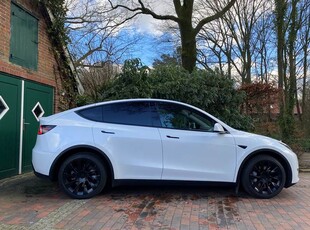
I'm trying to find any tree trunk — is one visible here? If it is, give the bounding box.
[245,39,252,84]
[179,26,197,73]
[275,0,285,90]
[176,0,196,73]
[275,0,288,140]
[302,14,310,115]
[227,52,232,79]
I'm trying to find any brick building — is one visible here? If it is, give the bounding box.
[0,0,81,179]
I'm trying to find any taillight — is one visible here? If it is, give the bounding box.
[38,125,56,135]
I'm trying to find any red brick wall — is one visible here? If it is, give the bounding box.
[0,0,64,112]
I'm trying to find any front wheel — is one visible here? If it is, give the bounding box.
[241,155,286,199]
[58,153,107,199]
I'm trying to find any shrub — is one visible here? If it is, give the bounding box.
[98,59,252,130]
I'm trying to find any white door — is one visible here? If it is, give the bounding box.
[156,102,237,182]
[92,101,163,180]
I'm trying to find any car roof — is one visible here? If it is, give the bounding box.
[77,98,187,110]
[100,98,182,104]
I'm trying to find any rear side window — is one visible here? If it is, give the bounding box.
[102,101,152,126]
[77,106,103,122]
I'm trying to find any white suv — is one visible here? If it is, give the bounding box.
[32,99,299,199]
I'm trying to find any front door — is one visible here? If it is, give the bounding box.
[156,101,237,182]
[159,129,237,182]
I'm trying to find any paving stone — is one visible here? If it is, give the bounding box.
[1,173,310,229]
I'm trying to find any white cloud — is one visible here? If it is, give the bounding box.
[131,15,165,36]
[65,0,177,36]
[118,0,176,36]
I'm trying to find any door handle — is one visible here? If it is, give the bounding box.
[166,135,179,139]
[101,130,115,134]
[23,119,30,131]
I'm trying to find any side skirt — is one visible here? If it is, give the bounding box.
[112,179,236,189]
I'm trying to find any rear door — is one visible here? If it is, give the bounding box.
[90,101,163,180]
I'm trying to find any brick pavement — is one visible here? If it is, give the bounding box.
[0,172,310,230]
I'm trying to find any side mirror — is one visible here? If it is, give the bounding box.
[213,123,226,134]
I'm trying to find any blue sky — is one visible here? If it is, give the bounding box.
[66,0,178,67]
[119,31,176,66]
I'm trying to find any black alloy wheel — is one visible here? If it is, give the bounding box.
[58,153,107,199]
[242,155,286,199]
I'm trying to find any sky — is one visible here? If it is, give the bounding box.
[108,4,178,66]
[65,0,178,67]
[119,29,176,66]
[125,8,176,65]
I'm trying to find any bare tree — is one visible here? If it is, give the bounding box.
[274,0,309,139]
[225,0,267,83]
[197,19,234,76]
[65,0,138,68]
[78,61,121,101]
[107,0,237,73]
[252,4,276,83]
[197,0,271,83]
[297,0,310,120]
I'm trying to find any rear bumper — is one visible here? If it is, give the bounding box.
[32,148,56,177]
[32,165,50,180]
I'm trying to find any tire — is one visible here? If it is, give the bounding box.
[58,153,107,199]
[241,155,286,199]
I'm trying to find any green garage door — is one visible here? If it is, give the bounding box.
[0,74,21,179]
[23,81,53,171]
[0,73,54,179]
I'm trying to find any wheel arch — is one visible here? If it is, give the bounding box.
[236,149,293,188]
[49,145,114,184]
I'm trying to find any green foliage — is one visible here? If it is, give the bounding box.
[38,0,77,110]
[153,54,179,68]
[101,59,152,100]
[40,0,69,45]
[152,47,182,68]
[76,94,92,107]
[301,140,310,152]
[279,109,295,142]
[99,59,252,130]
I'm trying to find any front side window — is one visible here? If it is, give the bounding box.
[156,102,215,131]
[10,3,38,70]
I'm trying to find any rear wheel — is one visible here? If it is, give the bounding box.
[241,155,286,199]
[58,153,107,199]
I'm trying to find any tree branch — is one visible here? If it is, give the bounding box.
[108,0,180,23]
[194,0,237,35]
